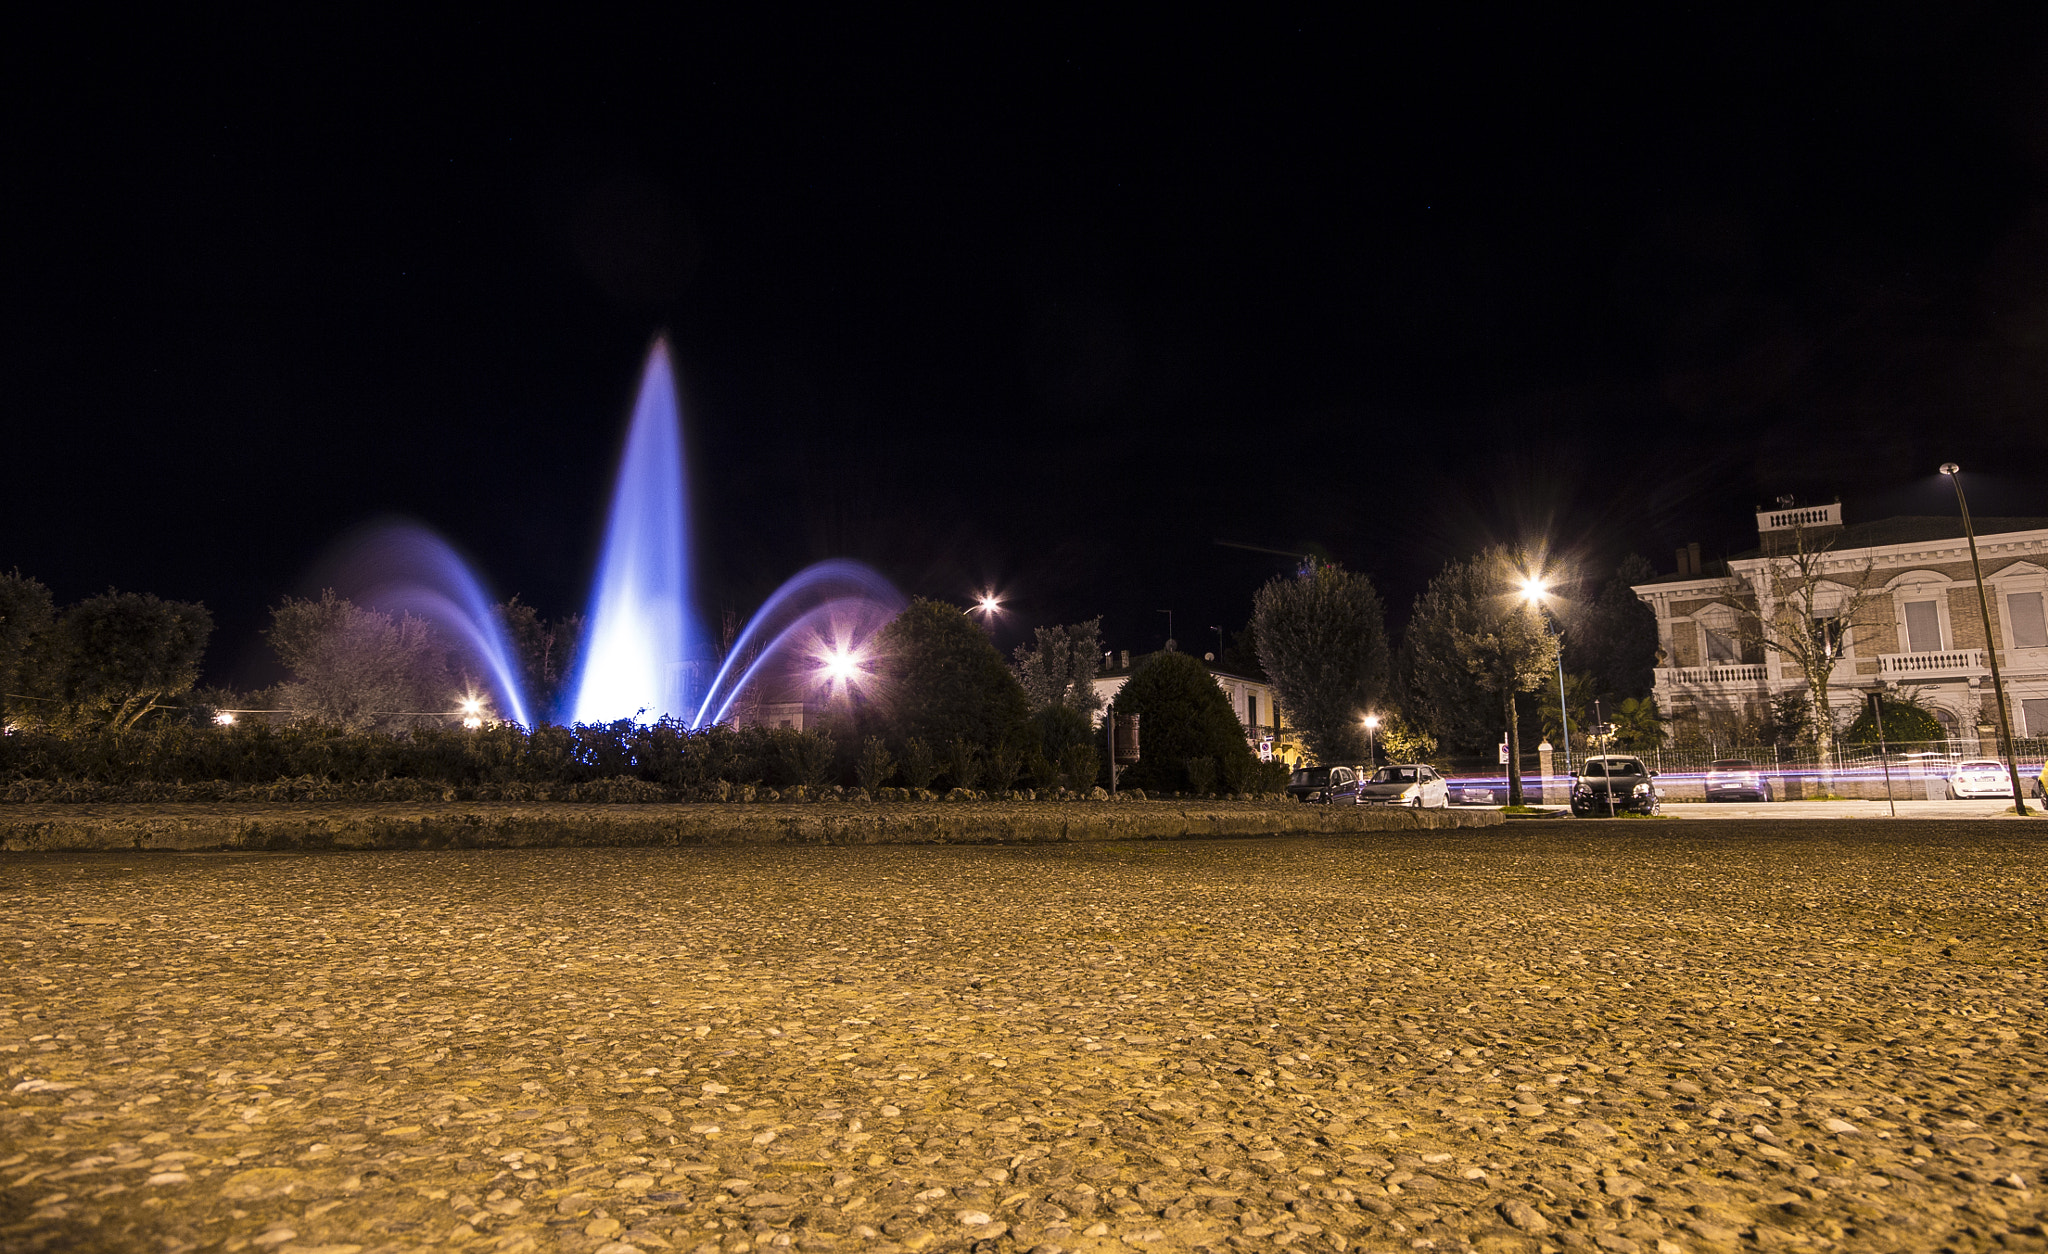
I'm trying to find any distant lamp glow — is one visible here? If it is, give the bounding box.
[1519,574,1550,602]
[214,711,236,726]
[458,693,487,730]
[1363,715,1380,729]
[974,592,1002,616]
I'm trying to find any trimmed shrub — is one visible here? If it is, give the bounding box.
[1107,650,1260,794]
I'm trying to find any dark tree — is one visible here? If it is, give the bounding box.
[1404,559,1501,752]
[1011,617,1104,713]
[497,597,584,721]
[871,598,1032,754]
[53,589,214,729]
[1250,562,1392,764]
[1403,549,1560,803]
[0,570,57,725]
[1562,555,1661,699]
[1108,650,1259,793]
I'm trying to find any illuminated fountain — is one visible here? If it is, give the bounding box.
[332,338,902,726]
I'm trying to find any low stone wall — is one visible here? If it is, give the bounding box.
[0,800,1502,853]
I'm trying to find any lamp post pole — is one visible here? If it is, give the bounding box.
[1940,463,2030,815]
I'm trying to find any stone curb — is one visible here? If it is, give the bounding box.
[0,800,1503,852]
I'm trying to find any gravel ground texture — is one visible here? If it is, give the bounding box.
[3,819,2045,1254]
[0,801,1496,854]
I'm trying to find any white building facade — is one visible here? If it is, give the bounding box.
[1632,503,2048,747]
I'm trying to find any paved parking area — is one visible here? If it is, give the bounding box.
[3,821,2045,1254]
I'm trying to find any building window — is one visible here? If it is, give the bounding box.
[2024,698,2048,737]
[1702,626,1737,663]
[1903,599,1943,653]
[1246,692,1258,729]
[2008,591,2048,650]
[1814,614,1847,658]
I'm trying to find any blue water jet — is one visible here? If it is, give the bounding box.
[336,522,534,726]
[322,338,902,729]
[570,342,698,724]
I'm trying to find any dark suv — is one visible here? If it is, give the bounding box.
[1570,755,1662,816]
[1288,764,1363,804]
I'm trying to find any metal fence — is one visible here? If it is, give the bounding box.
[1429,738,2048,804]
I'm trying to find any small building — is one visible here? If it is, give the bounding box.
[1090,648,1298,762]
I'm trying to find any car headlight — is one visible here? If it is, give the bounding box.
[1575,783,1591,794]
[1399,785,1417,800]
[1634,783,1650,795]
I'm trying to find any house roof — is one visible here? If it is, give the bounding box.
[1635,516,2048,586]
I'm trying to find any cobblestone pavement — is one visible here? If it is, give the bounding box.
[3,820,2045,1254]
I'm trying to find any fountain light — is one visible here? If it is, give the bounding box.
[458,694,486,730]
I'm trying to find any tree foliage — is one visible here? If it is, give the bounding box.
[0,570,57,725]
[1250,562,1391,764]
[1403,553,1516,752]
[871,598,1032,753]
[497,597,583,721]
[1562,554,1661,699]
[50,590,213,729]
[1011,617,1104,713]
[269,591,455,732]
[1108,650,1258,792]
[1843,696,1944,746]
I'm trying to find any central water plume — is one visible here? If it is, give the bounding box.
[570,342,699,724]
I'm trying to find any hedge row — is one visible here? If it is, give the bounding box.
[0,718,1292,801]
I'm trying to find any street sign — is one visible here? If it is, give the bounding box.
[1498,741,1508,764]
[1590,723,1615,738]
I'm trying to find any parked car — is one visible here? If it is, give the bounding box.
[1949,760,2017,800]
[1356,764,1449,808]
[1570,755,1662,817]
[1704,758,1773,802]
[1288,764,1364,804]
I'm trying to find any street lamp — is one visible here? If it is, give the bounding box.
[1939,464,2030,814]
[1363,714,1380,767]
[1521,573,1571,769]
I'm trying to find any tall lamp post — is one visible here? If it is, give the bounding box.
[1364,714,1380,768]
[1939,463,2030,815]
[1520,576,1571,769]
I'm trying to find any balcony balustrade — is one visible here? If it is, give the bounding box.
[1877,649,1987,678]
[1657,663,1768,687]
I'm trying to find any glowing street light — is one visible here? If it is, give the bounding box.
[214,711,236,726]
[1521,568,1571,769]
[458,694,486,730]
[1939,463,2029,814]
[1363,714,1380,766]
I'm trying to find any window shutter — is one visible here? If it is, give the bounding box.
[2006,592,2048,650]
[1904,600,1942,653]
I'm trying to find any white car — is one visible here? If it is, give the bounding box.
[1949,760,2016,799]
[1355,764,1449,808]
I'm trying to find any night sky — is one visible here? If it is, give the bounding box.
[10,10,2048,688]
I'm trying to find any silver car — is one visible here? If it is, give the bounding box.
[1356,764,1449,808]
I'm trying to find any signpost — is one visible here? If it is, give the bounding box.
[1869,691,1896,817]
